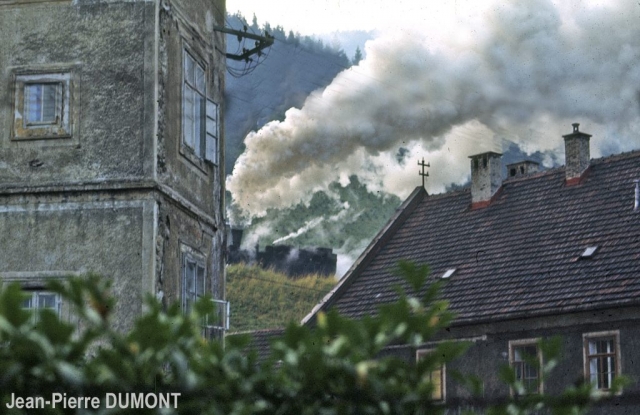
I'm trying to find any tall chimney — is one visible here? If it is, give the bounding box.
[469,151,502,208]
[563,123,591,184]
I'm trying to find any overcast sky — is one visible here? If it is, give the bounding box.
[226,0,610,37]
[227,0,493,37]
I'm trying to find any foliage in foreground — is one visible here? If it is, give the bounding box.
[0,262,623,414]
[226,263,336,332]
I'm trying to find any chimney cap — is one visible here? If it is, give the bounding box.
[468,151,503,159]
[563,122,592,138]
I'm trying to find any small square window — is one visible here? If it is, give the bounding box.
[584,331,620,391]
[13,72,72,140]
[25,83,62,124]
[509,340,542,395]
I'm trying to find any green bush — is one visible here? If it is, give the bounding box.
[0,262,620,414]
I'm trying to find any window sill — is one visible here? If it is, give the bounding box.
[179,146,212,176]
[11,133,72,141]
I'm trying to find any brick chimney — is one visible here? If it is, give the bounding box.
[563,123,591,185]
[469,151,502,208]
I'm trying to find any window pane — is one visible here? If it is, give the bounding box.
[195,65,205,93]
[184,260,197,313]
[206,133,218,163]
[194,93,204,157]
[430,367,443,400]
[587,337,617,390]
[25,83,61,124]
[512,345,539,394]
[22,295,34,310]
[185,53,195,85]
[26,84,43,123]
[186,262,196,294]
[38,293,58,310]
[42,84,60,122]
[197,265,205,297]
[206,117,217,137]
[183,86,195,149]
[513,348,521,361]
[206,100,217,120]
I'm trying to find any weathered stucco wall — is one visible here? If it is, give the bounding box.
[0,1,156,185]
[157,0,225,222]
[0,0,227,336]
[0,191,156,331]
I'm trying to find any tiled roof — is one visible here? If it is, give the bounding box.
[306,150,640,326]
[227,328,285,361]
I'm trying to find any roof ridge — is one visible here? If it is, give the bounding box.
[425,187,470,200]
[590,148,640,165]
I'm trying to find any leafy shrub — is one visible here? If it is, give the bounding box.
[0,262,619,414]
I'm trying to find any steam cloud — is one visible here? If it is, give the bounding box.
[228,0,640,218]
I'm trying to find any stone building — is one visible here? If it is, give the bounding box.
[0,0,228,337]
[303,124,640,413]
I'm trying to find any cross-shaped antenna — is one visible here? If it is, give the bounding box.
[418,158,430,188]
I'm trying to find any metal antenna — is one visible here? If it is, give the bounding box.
[418,158,430,188]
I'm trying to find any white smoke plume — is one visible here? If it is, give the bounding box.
[272,217,324,245]
[228,0,640,218]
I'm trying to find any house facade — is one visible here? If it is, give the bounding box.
[0,0,227,336]
[303,124,640,413]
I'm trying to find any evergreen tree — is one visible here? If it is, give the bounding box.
[352,46,363,65]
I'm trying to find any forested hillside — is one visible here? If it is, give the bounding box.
[224,13,352,176]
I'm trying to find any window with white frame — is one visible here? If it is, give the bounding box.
[416,349,445,402]
[584,331,620,391]
[13,72,72,140]
[182,50,219,165]
[509,340,542,395]
[22,290,61,319]
[205,299,230,337]
[182,252,206,314]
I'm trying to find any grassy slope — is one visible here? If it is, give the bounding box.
[226,263,337,332]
